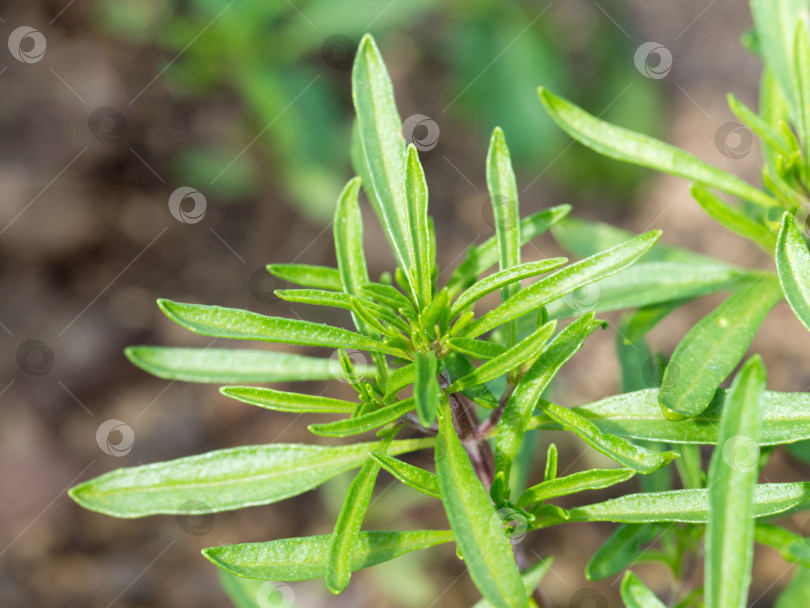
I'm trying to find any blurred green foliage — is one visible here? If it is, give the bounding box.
[93,0,662,221]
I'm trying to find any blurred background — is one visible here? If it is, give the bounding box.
[2,0,809,606]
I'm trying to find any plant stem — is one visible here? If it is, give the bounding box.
[476,379,515,439]
[440,372,495,490]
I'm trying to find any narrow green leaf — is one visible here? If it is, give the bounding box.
[620,571,667,608]
[435,402,528,608]
[308,398,415,437]
[544,444,558,482]
[266,263,342,291]
[486,127,521,347]
[413,352,439,427]
[776,212,810,333]
[156,299,408,359]
[706,355,766,608]
[445,337,507,360]
[471,558,554,608]
[334,177,369,295]
[326,448,386,594]
[538,88,775,208]
[447,320,557,393]
[384,363,415,404]
[658,277,781,420]
[450,258,567,318]
[220,386,356,414]
[204,529,454,581]
[274,290,409,335]
[562,482,810,524]
[727,93,790,156]
[551,215,727,267]
[529,387,810,446]
[370,451,441,498]
[405,145,432,308]
[360,283,417,320]
[586,523,661,581]
[545,261,746,319]
[443,351,500,410]
[495,313,602,479]
[755,523,810,567]
[333,176,384,362]
[751,0,809,119]
[68,438,431,517]
[691,185,777,252]
[448,205,572,294]
[275,288,355,310]
[538,402,678,474]
[517,468,636,508]
[125,346,357,384]
[467,232,660,338]
[352,35,411,278]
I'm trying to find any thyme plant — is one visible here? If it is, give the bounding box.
[70,5,810,605]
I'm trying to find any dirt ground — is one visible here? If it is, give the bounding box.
[2,1,809,607]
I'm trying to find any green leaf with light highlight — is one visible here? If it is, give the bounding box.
[435,402,528,608]
[706,355,765,608]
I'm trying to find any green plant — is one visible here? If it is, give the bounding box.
[70,15,810,608]
[92,0,661,220]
